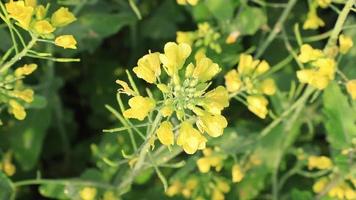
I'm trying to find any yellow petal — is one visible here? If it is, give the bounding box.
[202,86,229,115]
[339,34,353,54]
[55,35,77,49]
[15,63,37,77]
[246,95,268,119]
[133,52,161,83]
[197,113,227,137]
[196,157,211,173]
[232,164,244,183]
[33,20,55,35]
[224,70,242,93]
[116,80,137,96]
[156,121,174,146]
[51,7,76,27]
[159,42,191,76]
[308,156,333,170]
[79,187,97,200]
[123,96,155,121]
[5,1,34,29]
[303,11,325,30]
[346,80,356,100]
[298,44,324,63]
[192,57,220,82]
[260,78,277,96]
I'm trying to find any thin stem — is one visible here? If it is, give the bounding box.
[13,178,115,189]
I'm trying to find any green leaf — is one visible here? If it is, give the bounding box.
[205,0,234,21]
[234,6,266,35]
[0,172,13,200]
[323,83,356,150]
[290,189,313,200]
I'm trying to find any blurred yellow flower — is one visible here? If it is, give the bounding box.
[166,181,182,197]
[339,34,353,54]
[15,63,37,77]
[25,0,36,7]
[224,70,242,93]
[202,86,229,115]
[79,187,97,200]
[313,177,328,193]
[247,95,268,119]
[303,11,325,30]
[5,0,34,29]
[123,96,155,121]
[238,54,259,75]
[177,122,206,154]
[308,156,333,170]
[192,57,221,82]
[176,31,195,46]
[12,89,34,103]
[298,44,324,63]
[55,35,77,49]
[159,42,191,76]
[9,100,26,120]
[346,80,356,100]
[260,78,276,96]
[51,7,76,27]
[35,5,46,20]
[156,121,174,146]
[255,60,270,76]
[316,0,331,8]
[232,164,244,183]
[197,113,227,137]
[133,52,161,83]
[33,20,55,34]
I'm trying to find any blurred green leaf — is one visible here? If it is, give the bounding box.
[205,0,234,21]
[234,6,266,35]
[290,189,313,200]
[0,172,13,200]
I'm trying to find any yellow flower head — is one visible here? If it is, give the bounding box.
[35,5,46,20]
[156,121,174,146]
[176,31,195,46]
[260,78,276,96]
[226,31,240,44]
[33,20,55,35]
[196,157,212,173]
[247,95,268,119]
[177,121,207,154]
[177,0,199,6]
[238,54,259,75]
[232,164,244,183]
[308,155,333,170]
[313,177,328,193]
[55,35,77,49]
[313,58,336,80]
[316,0,331,8]
[196,112,227,137]
[15,63,37,77]
[123,96,155,121]
[159,42,191,76]
[298,44,324,63]
[201,86,229,115]
[224,70,242,93]
[254,60,270,76]
[133,52,161,83]
[303,11,325,30]
[166,181,182,197]
[79,187,97,200]
[339,34,354,54]
[216,179,230,193]
[1,152,16,176]
[51,7,76,27]
[9,100,26,120]
[25,0,36,7]
[12,89,34,103]
[192,57,221,82]
[346,80,356,100]
[212,189,225,200]
[5,0,34,29]
[196,148,223,173]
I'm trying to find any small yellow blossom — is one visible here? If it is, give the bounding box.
[55,35,77,49]
[298,44,324,63]
[159,42,191,76]
[316,0,331,8]
[339,34,354,54]
[35,5,46,20]
[79,187,97,200]
[212,189,225,200]
[254,60,270,76]
[247,95,268,119]
[5,1,34,29]
[192,57,221,82]
[51,7,76,27]
[344,187,356,200]
[196,148,223,173]
[15,63,37,77]
[133,53,161,83]
[232,164,244,183]
[177,122,206,154]
[313,177,328,193]
[9,100,26,120]
[346,80,356,100]
[177,0,199,6]
[123,96,155,121]
[238,54,259,75]
[226,31,240,44]
[313,58,336,80]
[166,181,182,197]
[33,20,55,35]
[328,185,344,199]
[196,157,211,173]
[216,179,230,193]
[116,80,137,96]
[260,78,276,96]
[24,0,36,7]
[201,86,229,115]
[176,31,195,46]
[308,156,333,170]
[160,105,174,117]
[1,153,16,176]
[12,89,34,103]
[156,121,174,146]
[196,113,227,137]
[224,70,242,92]
[303,11,325,30]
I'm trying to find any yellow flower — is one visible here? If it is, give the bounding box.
[159,42,191,76]
[35,5,46,20]
[192,57,220,82]
[238,54,259,75]
[224,70,242,92]
[5,0,34,29]
[103,191,118,200]
[344,187,356,200]
[303,11,325,30]
[177,0,199,6]
[24,0,36,7]
[226,31,240,44]
[166,181,182,197]
[12,89,34,103]
[313,58,336,80]
[51,7,76,27]
[55,35,77,49]
[79,187,97,200]
[160,105,174,117]
[123,96,155,121]
[202,86,229,115]
[196,157,211,173]
[328,185,344,199]
[308,156,333,170]
[298,44,324,63]
[246,95,268,119]
[9,100,26,120]
[33,20,55,35]
[212,188,225,200]
[232,164,244,183]
[216,179,230,193]
[133,53,161,83]
[196,113,227,137]
[2,161,16,176]
[313,177,328,193]
[116,80,137,96]
[254,60,270,76]
[176,31,194,46]
[177,121,206,154]
[346,80,356,100]
[260,78,276,96]
[339,34,354,54]
[14,63,37,77]
[316,0,331,8]
[156,121,174,146]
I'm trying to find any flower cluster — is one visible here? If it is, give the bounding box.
[296,44,336,90]
[225,54,277,119]
[303,0,331,30]
[117,42,229,154]
[196,148,225,173]
[307,155,333,170]
[166,176,231,200]
[5,0,77,49]
[177,22,222,54]
[313,177,355,200]
[0,64,37,120]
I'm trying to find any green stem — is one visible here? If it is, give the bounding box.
[13,178,114,189]
[255,0,298,58]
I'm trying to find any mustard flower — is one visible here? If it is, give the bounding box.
[123,96,155,121]
[55,35,77,49]
[166,181,182,197]
[5,0,34,30]
[232,164,244,183]
[177,121,207,154]
[196,112,227,137]
[33,20,55,35]
[346,80,356,100]
[9,100,26,120]
[133,52,161,83]
[196,148,224,173]
[192,57,221,83]
[79,187,97,200]
[224,70,242,92]
[298,44,324,63]
[51,7,76,27]
[159,42,191,76]
[176,31,195,46]
[247,95,269,119]
[339,34,354,54]
[308,156,333,170]
[303,10,325,30]
[156,121,174,146]
[14,63,37,77]
[316,0,331,8]
[260,78,276,96]
[11,89,34,103]
[201,86,229,115]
